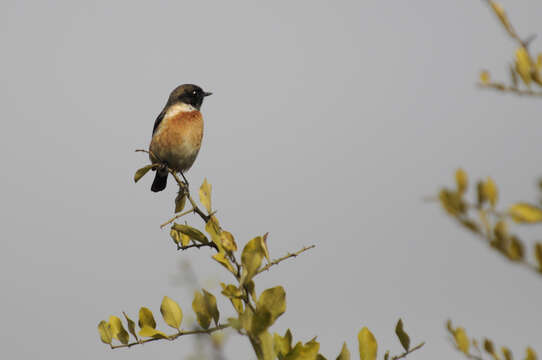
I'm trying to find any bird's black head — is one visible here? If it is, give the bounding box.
[167,84,212,110]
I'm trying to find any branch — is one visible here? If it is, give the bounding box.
[177,242,218,251]
[478,82,542,97]
[256,245,315,275]
[110,324,229,349]
[391,342,425,360]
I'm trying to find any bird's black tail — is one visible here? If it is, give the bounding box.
[151,171,168,192]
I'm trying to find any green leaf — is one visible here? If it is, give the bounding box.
[134,164,155,183]
[160,296,183,330]
[109,315,129,345]
[336,342,351,360]
[395,319,410,351]
[122,312,138,343]
[138,307,156,329]
[509,203,542,223]
[98,320,113,345]
[172,223,208,243]
[220,230,238,253]
[199,178,212,213]
[358,327,377,360]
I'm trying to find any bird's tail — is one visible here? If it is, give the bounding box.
[151,170,168,192]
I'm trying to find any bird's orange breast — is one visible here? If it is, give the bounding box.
[149,109,204,171]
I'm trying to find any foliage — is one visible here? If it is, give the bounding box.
[447,320,538,360]
[436,168,542,276]
[478,1,542,97]
[96,155,425,359]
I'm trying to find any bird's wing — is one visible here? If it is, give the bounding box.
[152,109,166,135]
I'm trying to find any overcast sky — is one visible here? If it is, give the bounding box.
[2,1,542,359]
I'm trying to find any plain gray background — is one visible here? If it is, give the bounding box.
[1,0,541,359]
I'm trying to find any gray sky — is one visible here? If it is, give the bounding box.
[1,0,542,359]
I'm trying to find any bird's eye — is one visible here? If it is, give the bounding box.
[192,90,197,95]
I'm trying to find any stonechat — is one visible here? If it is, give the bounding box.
[149,84,212,192]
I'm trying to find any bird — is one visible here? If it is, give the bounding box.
[148,84,212,192]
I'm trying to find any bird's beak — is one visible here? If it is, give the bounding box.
[204,92,213,97]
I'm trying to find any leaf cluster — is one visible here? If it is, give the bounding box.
[478,1,542,97]
[437,169,542,275]
[447,320,538,360]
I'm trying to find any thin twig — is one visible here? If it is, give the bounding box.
[256,245,315,275]
[478,83,542,97]
[161,208,197,229]
[178,242,218,251]
[391,342,425,360]
[110,324,229,349]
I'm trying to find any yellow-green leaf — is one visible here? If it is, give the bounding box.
[358,327,377,360]
[454,327,469,355]
[122,312,138,343]
[439,189,466,216]
[212,253,236,274]
[285,339,320,360]
[257,286,286,325]
[170,229,181,245]
[109,315,129,345]
[160,296,183,330]
[509,203,542,223]
[192,289,219,329]
[134,164,155,183]
[516,47,533,86]
[502,347,513,360]
[138,307,156,329]
[220,231,238,253]
[274,330,293,358]
[455,168,468,194]
[199,178,212,213]
[241,236,265,284]
[175,191,187,213]
[205,216,224,251]
[395,319,410,352]
[337,342,351,360]
[483,338,495,355]
[98,320,113,345]
[483,177,498,208]
[172,223,208,243]
[526,347,537,360]
[259,331,276,360]
[138,326,168,339]
[203,289,220,326]
[507,235,524,261]
[480,70,491,85]
[220,283,244,314]
[535,243,542,272]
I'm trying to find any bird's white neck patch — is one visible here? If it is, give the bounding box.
[166,103,197,118]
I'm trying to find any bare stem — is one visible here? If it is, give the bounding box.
[391,342,425,360]
[110,324,229,349]
[256,245,315,275]
[478,83,542,97]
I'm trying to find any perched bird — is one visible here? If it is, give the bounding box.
[149,84,212,192]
